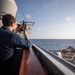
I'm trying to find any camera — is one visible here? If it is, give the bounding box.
[17,24,24,32]
[16,21,26,33]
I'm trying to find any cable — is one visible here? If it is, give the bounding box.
[16,0,27,21]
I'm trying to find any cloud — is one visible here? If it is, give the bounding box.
[25,14,31,18]
[37,28,40,31]
[66,17,72,22]
[65,16,75,26]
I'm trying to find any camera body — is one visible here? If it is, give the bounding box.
[16,21,25,33]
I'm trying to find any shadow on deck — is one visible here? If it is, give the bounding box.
[12,48,46,75]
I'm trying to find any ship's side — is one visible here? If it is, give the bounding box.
[32,44,75,75]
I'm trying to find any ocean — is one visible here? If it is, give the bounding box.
[30,39,75,51]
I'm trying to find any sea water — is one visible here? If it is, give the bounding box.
[30,39,75,51]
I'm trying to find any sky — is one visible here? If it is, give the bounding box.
[15,0,75,39]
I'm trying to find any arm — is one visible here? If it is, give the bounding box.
[12,34,30,49]
[12,24,30,49]
[23,24,29,40]
[13,23,30,49]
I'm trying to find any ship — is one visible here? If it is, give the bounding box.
[55,46,75,65]
[0,0,75,75]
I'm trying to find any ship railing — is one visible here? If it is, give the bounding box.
[64,53,75,61]
[32,44,75,75]
[72,54,75,60]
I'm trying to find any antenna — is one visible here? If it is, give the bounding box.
[16,0,26,21]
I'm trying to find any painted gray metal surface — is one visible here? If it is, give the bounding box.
[0,0,17,18]
[32,44,75,75]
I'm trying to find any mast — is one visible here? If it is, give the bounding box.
[0,0,18,27]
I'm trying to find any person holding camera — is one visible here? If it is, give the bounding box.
[0,14,30,75]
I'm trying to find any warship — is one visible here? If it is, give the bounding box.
[0,0,75,75]
[55,46,75,65]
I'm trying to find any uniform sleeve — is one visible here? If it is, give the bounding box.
[11,34,30,49]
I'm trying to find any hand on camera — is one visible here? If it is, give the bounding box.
[23,24,29,35]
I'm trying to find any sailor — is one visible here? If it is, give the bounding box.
[0,14,30,75]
